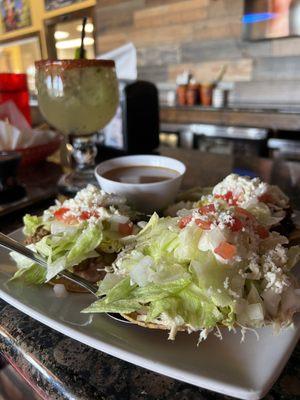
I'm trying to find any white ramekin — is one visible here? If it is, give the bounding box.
[95,155,186,213]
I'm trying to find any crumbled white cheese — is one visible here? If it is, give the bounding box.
[262,244,291,294]
[212,174,289,210]
[207,286,213,296]
[217,211,234,230]
[228,288,240,299]
[223,277,230,289]
[238,269,247,279]
[46,184,131,227]
[213,174,267,204]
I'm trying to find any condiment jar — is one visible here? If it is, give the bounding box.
[200,83,214,107]
[186,83,200,106]
[176,84,188,106]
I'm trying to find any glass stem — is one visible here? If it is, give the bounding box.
[71,134,97,171]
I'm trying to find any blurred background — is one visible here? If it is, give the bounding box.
[2,0,300,162]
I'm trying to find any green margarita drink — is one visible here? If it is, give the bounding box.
[35,60,119,136]
[35,59,119,193]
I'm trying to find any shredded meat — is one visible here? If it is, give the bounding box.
[73,253,116,283]
[25,227,50,245]
[271,207,295,237]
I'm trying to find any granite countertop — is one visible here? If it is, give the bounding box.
[0,148,300,400]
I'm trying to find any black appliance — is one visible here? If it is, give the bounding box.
[97,80,160,160]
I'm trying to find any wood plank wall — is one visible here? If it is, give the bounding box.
[94,0,300,109]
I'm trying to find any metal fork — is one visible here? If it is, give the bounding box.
[0,232,130,323]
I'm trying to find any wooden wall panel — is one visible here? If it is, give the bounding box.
[94,0,300,106]
[130,23,194,47]
[95,0,144,33]
[97,23,194,53]
[137,44,180,66]
[134,0,208,29]
[253,56,300,81]
[272,37,300,57]
[138,65,168,82]
[168,59,253,83]
[145,0,191,6]
[230,81,300,108]
[96,31,129,53]
[239,40,272,58]
[192,16,242,40]
[207,0,243,17]
[181,39,243,63]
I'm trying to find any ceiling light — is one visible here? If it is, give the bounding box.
[54,31,70,40]
[76,23,94,33]
[55,37,94,49]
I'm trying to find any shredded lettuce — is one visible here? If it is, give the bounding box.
[82,208,300,340]
[83,277,192,315]
[247,203,282,227]
[10,262,46,285]
[97,273,125,296]
[98,230,123,253]
[11,223,103,282]
[11,185,138,284]
[10,180,300,342]
[10,248,46,284]
[287,246,300,270]
[174,225,203,262]
[23,214,44,236]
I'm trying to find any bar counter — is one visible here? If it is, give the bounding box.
[0,148,300,400]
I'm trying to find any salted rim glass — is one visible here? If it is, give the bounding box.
[35,59,119,194]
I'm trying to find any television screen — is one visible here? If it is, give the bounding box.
[243,0,300,40]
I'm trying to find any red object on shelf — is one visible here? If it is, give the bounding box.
[0,73,31,125]
[200,84,214,107]
[15,132,63,166]
[176,84,188,106]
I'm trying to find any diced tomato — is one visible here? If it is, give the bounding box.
[54,207,78,224]
[199,204,215,214]
[195,219,212,230]
[214,241,236,260]
[80,211,90,220]
[214,193,227,202]
[258,193,273,204]
[255,225,269,239]
[54,207,100,224]
[229,217,244,232]
[79,211,99,220]
[54,207,70,221]
[235,207,255,221]
[214,191,238,206]
[225,191,234,202]
[118,222,133,236]
[178,215,193,229]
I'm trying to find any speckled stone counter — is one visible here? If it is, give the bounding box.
[0,150,300,400]
[0,299,300,400]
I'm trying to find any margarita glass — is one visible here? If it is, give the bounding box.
[35,59,119,193]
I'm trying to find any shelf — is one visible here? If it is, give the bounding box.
[160,106,300,132]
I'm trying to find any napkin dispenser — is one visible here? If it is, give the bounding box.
[100,80,159,156]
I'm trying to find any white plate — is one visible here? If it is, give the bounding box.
[0,228,299,400]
